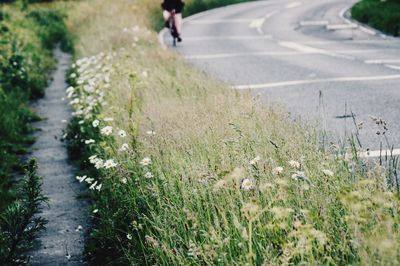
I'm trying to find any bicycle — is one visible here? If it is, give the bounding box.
[167,10,179,47]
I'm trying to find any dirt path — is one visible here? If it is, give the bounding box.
[27,48,88,265]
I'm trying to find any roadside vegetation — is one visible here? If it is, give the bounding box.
[64,0,400,265]
[352,0,400,36]
[0,1,70,263]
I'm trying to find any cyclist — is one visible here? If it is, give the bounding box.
[162,0,185,42]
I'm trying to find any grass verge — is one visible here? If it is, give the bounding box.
[0,1,71,263]
[64,0,400,264]
[352,0,400,36]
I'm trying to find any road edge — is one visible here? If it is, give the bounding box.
[339,6,397,40]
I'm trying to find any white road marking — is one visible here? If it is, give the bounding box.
[187,19,252,24]
[185,51,303,60]
[300,20,329,26]
[286,2,302,9]
[365,59,400,64]
[358,149,400,158]
[359,26,377,36]
[326,24,358,30]
[249,10,278,35]
[183,35,273,41]
[386,65,400,70]
[185,49,386,60]
[279,41,354,60]
[234,74,400,90]
[279,41,324,53]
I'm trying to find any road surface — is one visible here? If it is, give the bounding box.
[163,0,400,152]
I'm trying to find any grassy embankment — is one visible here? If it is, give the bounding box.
[352,0,400,36]
[64,0,400,265]
[0,1,71,264]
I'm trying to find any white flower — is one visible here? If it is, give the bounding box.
[76,175,87,182]
[127,233,132,240]
[119,143,129,152]
[89,155,98,163]
[288,160,301,169]
[92,120,100,128]
[94,159,104,169]
[146,130,156,136]
[70,73,77,79]
[322,169,334,177]
[118,130,127,138]
[249,156,261,165]
[85,178,95,184]
[85,139,95,144]
[78,120,85,125]
[121,178,127,184]
[140,157,151,166]
[104,159,118,169]
[241,178,254,191]
[272,167,284,175]
[92,209,99,213]
[66,86,74,94]
[101,126,113,136]
[89,181,98,190]
[144,172,153,179]
[95,183,102,191]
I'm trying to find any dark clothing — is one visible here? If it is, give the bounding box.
[162,0,184,13]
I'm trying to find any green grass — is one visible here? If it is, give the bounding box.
[352,0,400,36]
[64,0,400,265]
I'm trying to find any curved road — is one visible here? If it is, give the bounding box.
[163,0,400,152]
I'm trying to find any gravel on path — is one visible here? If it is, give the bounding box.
[27,47,89,265]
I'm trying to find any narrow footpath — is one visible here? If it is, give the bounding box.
[27,48,88,265]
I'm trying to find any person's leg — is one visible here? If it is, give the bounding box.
[163,10,171,27]
[174,13,183,35]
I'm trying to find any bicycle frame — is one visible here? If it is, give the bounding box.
[168,10,178,46]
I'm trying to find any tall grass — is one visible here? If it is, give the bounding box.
[65,0,400,264]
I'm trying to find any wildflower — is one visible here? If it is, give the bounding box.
[85,178,95,184]
[79,120,85,125]
[89,155,98,162]
[249,156,261,165]
[95,183,102,191]
[101,126,113,136]
[118,130,127,138]
[104,159,118,169]
[119,143,129,152]
[288,160,301,169]
[89,181,98,190]
[146,130,156,136]
[121,178,127,184]
[92,209,99,213]
[140,157,152,166]
[144,172,153,179]
[322,169,334,177]
[85,139,95,144]
[94,159,104,169]
[272,166,284,175]
[241,178,254,191]
[127,233,132,240]
[70,73,77,79]
[76,175,87,182]
[92,119,100,127]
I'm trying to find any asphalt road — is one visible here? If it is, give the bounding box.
[163,0,400,152]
